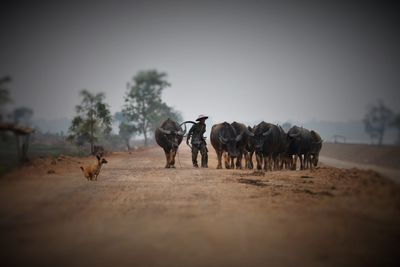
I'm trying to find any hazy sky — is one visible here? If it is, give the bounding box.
[1,0,399,125]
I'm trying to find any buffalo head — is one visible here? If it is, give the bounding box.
[158,127,185,150]
[253,127,273,154]
[218,133,239,158]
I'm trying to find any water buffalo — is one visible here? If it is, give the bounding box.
[276,125,289,170]
[287,126,312,170]
[210,122,242,169]
[279,126,293,170]
[155,118,185,168]
[253,122,287,171]
[245,126,255,169]
[230,122,254,169]
[308,130,322,168]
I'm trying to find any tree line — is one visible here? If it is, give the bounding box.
[1,71,400,157]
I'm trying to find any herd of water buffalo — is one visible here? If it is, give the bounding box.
[155,118,323,170]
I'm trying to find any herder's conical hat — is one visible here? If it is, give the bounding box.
[196,114,208,121]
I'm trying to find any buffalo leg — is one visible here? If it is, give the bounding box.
[245,151,253,169]
[235,154,240,169]
[216,150,223,169]
[224,153,231,169]
[230,157,235,169]
[269,155,273,171]
[279,154,284,170]
[264,155,271,171]
[248,151,254,169]
[307,153,313,170]
[244,151,250,169]
[164,150,171,168]
[287,155,293,170]
[299,154,304,170]
[292,155,297,170]
[305,153,309,169]
[170,150,176,168]
[263,155,268,171]
[244,152,249,169]
[304,153,310,169]
[256,154,263,170]
[200,145,208,168]
[288,155,293,170]
[273,155,278,170]
[236,152,243,169]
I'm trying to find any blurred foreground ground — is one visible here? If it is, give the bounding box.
[0,144,399,266]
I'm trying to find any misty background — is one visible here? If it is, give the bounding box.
[1,0,399,143]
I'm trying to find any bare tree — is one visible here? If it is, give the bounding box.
[0,75,12,121]
[363,100,393,145]
[13,107,33,126]
[390,113,400,145]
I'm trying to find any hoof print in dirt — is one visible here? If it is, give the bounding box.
[293,188,333,197]
[238,178,267,187]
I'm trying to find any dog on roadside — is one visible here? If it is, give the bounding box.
[80,155,108,181]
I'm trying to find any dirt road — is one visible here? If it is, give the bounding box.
[1,145,400,267]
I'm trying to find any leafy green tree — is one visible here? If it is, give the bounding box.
[123,70,177,146]
[148,102,183,132]
[114,111,137,150]
[363,100,393,145]
[68,90,112,154]
[118,122,137,150]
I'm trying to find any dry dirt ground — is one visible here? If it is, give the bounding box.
[1,145,400,267]
[321,143,400,170]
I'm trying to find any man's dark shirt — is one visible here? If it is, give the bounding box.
[187,123,206,147]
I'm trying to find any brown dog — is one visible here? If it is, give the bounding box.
[80,155,108,181]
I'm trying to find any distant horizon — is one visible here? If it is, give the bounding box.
[29,116,398,145]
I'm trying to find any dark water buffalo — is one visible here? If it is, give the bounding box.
[253,122,287,171]
[210,122,242,169]
[245,126,255,169]
[230,122,254,169]
[287,126,312,170]
[280,126,294,170]
[155,118,185,168]
[276,125,289,170]
[308,130,323,168]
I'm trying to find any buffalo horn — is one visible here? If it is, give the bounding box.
[244,127,254,137]
[219,133,228,144]
[235,132,244,142]
[158,127,171,134]
[262,128,273,136]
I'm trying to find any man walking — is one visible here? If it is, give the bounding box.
[187,115,208,168]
